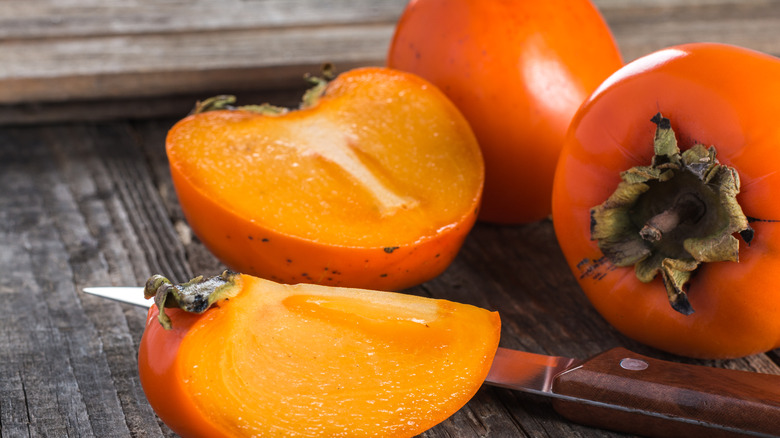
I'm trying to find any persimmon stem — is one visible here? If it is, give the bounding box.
[590,113,751,315]
[640,193,706,242]
[144,270,241,329]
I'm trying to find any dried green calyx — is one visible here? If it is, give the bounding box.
[300,62,336,108]
[190,63,337,116]
[144,270,241,329]
[190,95,289,116]
[590,113,753,315]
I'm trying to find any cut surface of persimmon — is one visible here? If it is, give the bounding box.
[166,67,484,290]
[138,271,501,438]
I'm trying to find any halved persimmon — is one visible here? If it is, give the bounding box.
[166,67,484,290]
[138,271,501,437]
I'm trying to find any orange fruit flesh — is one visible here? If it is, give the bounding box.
[176,275,500,437]
[166,69,483,247]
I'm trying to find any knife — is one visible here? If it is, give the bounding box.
[84,286,780,437]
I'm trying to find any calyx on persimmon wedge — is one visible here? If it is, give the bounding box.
[166,67,484,290]
[138,271,501,438]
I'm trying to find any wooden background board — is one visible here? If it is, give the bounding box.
[1,1,780,437]
[0,0,407,106]
[3,0,780,123]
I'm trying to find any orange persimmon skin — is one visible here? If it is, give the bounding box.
[138,308,228,437]
[138,274,501,437]
[552,43,780,359]
[167,67,483,290]
[387,0,622,224]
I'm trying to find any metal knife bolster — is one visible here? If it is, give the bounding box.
[487,347,780,438]
[485,347,582,396]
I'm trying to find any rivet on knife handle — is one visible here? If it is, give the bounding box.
[551,347,780,438]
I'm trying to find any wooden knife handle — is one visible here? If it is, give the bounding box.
[550,348,780,437]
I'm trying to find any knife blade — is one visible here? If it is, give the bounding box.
[83,286,149,307]
[83,286,780,437]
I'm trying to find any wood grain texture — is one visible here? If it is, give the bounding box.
[3,0,780,118]
[3,117,777,437]
[0,0,407,105]
[1,1,780,437]
[599,0,780,61]
[552,348,780,437]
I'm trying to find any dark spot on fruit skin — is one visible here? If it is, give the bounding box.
[248,235,254,240]
[576,257,615,281]
[384,246,400,254]
[407,42,421,60]
[380,274,388,278]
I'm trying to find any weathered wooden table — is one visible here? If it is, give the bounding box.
[2,1,779,437]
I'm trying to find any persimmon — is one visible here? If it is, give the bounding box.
[138,271,501,437]
[552,43,780,358]
[166,67,483,291]
[387,0,622,223]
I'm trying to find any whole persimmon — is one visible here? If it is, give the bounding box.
[387,0,622,223]
[552,43,780,358]
[138,271,501,437]
[166,67,483,290]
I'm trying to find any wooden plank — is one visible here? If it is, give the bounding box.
[0,24,396,104]
[1,107,779,438]
[0,0,406,105]
[0,89,305,126]
[0,127,141,436]
[597,0,780,61]
[3,0,780,123]
[0,0,408,39]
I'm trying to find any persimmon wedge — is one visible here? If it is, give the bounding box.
[138,271,501,437]
[166,67,484,290]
